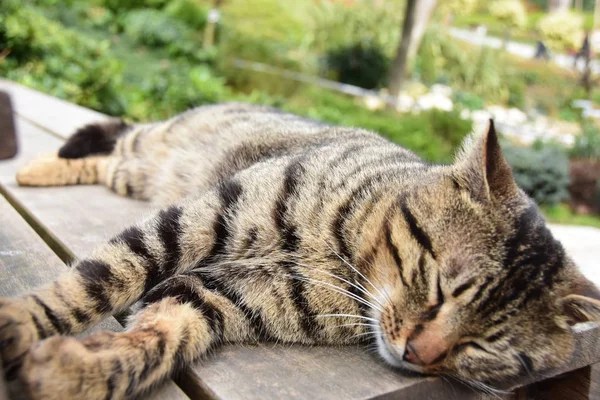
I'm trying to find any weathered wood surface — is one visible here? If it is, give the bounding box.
[0,79,599,399]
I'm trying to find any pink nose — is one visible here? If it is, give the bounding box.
[403,329,449,366]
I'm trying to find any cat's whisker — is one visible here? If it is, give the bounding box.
[516,354,534,378]
[324,242,390,304]
[292,262,385,308]
[287,274,384,313]
[348,331,378,341]
[332,322,378,330]
[317,313,379,323]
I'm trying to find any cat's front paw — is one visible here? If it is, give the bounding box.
[0,297,39,379]
[21,336,115,400]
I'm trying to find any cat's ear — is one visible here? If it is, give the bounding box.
[559,273,600,324]
[452,120,518,202]
[560,295,600,324]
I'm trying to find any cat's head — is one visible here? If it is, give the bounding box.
[363,121,600,384]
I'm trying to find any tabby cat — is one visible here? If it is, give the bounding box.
[2,103,600,400]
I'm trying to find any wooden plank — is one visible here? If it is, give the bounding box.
[0,79,106,139]
[0,80,597,399]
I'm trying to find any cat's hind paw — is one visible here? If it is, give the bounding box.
[0,298,39,380]
[21,335,123,400]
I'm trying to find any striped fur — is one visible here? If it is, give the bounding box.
[3,102,600,399]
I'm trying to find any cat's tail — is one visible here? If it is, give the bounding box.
[16,120,128,187]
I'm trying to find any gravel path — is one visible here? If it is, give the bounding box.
[449,27,600,74]
[549,224,600,287]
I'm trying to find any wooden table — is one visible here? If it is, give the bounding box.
[0,79,599,400]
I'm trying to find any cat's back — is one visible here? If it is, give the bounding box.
[130,102,427,204]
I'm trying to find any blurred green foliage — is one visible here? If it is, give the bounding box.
[0,0,126,114]
[283,87,472,163]
[571,121,600,160]
[164,0,208,30]
[503,140,571,206]
[122,9,193,47]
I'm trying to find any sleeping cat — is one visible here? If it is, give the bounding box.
[2,102,600,399]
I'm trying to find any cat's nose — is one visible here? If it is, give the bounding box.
[403,329,449,366]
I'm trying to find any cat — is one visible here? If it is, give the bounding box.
[2,102,600,400]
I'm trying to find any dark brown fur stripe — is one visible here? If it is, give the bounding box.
[191,269,276,341]
[274,159,304,251]
[477,204,567,317]
[486,328,507,343]
[517,352,533,375]
[157,205,183,275]
[31,295,71,334]
[143,277,224,338]
[331,175,387,262]
[53,282,90,325]
[400,196,436,259]
[213,141,287,183]
[452,278,476,298]
[469,276,494,305]
[384,222,408,287]
[207,179,243,259]
[139,332,167,382]
[275,159,321,338]
[105,359,123,400]
[30,314,47,339]
[125,370,137,397]
[76,259,116,314]
[111,226,160,294]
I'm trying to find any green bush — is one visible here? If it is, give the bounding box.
[164,0,208,30]
[502,141,570,206]
[121,9,193,48]
[123,64,232,121]
[417,28,508,103]
[325,42,389,89]
[102,0,168,12]
[217,32,306,95]
[570,121,600,160]
[0,0,125,114]
[507,79,526,109]
[453,91,485,111]
[312,0,401,56]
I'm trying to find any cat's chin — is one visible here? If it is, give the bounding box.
[375,331,426,374]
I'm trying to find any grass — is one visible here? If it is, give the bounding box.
[541,203,600,228]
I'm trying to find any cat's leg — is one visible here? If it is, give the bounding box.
[16,119,151,192]
[16,153,113,187]
[0,192,223,377]
[20,274,250,400]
